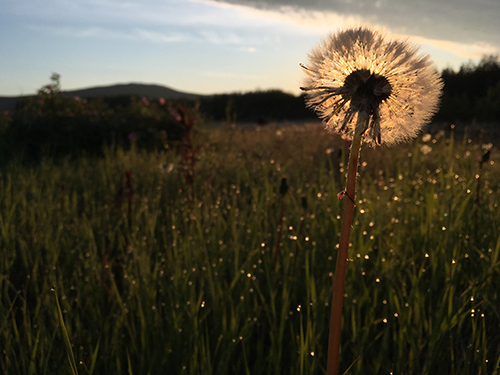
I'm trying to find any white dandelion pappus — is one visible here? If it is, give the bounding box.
[300,27,443,146]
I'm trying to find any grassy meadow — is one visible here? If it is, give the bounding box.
[1,122,500,374]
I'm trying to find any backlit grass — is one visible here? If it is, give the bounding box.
[1,123,499,374]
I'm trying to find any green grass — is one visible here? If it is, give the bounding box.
[1,123,499,374]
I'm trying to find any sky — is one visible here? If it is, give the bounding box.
[1,0,499,97]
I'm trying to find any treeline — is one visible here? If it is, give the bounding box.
[197,90,315,124]
[435,56,500,123]
[196,56,500,125]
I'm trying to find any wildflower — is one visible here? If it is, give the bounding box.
[300,26,443,146]
[482,143,493,151]
[160,163,174,174]
[420,144,433,154]
[422,133,432,142]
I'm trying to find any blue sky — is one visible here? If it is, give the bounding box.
[1,0,499,96]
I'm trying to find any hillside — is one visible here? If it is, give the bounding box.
[62,83,203,100]
[0,83,203,111]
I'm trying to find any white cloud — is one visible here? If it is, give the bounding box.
[199,30,243,44]
[135,29,188,43]
[199,0,500,65]
[27,24,191,44]
[406,35,499,61]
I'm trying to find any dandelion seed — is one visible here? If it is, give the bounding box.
[301,26,442,146]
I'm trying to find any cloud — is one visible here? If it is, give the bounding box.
[206,0,500,48]
[407,35,499,61]
[197,0,500,67]
[199,30,243,44]
[28,24,190,44]
[135,29,187,43]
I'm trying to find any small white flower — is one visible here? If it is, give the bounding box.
[420,145,433,154]
[482,143,493,151]
[422,133,432,143]
[160,163,174,173]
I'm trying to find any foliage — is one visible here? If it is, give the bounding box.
[437,56,500,123]
[1,123,499,374]
[0,74,202,163]
[198,90,316,124]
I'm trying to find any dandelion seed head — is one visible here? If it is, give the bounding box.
[301,26,443,146]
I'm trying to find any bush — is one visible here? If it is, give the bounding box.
[0,74,202,163]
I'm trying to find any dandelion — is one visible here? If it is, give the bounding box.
[300,26,442,146]
[300,26,443,375]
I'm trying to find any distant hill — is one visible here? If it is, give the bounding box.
[0,83,204,111]
[62,83,203,101]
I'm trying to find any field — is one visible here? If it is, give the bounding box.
[1,122,500,374]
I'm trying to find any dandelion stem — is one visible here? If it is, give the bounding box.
[327,113,366,375]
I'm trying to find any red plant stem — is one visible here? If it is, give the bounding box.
[272,198,286,270]
[326,125,364,375]
[125,171,133,227]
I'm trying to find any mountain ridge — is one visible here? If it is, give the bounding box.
[0,83,205,111]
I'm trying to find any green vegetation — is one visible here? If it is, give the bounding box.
[437,56,500,123]
[1,121,499,374]
[0,73,198,163]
